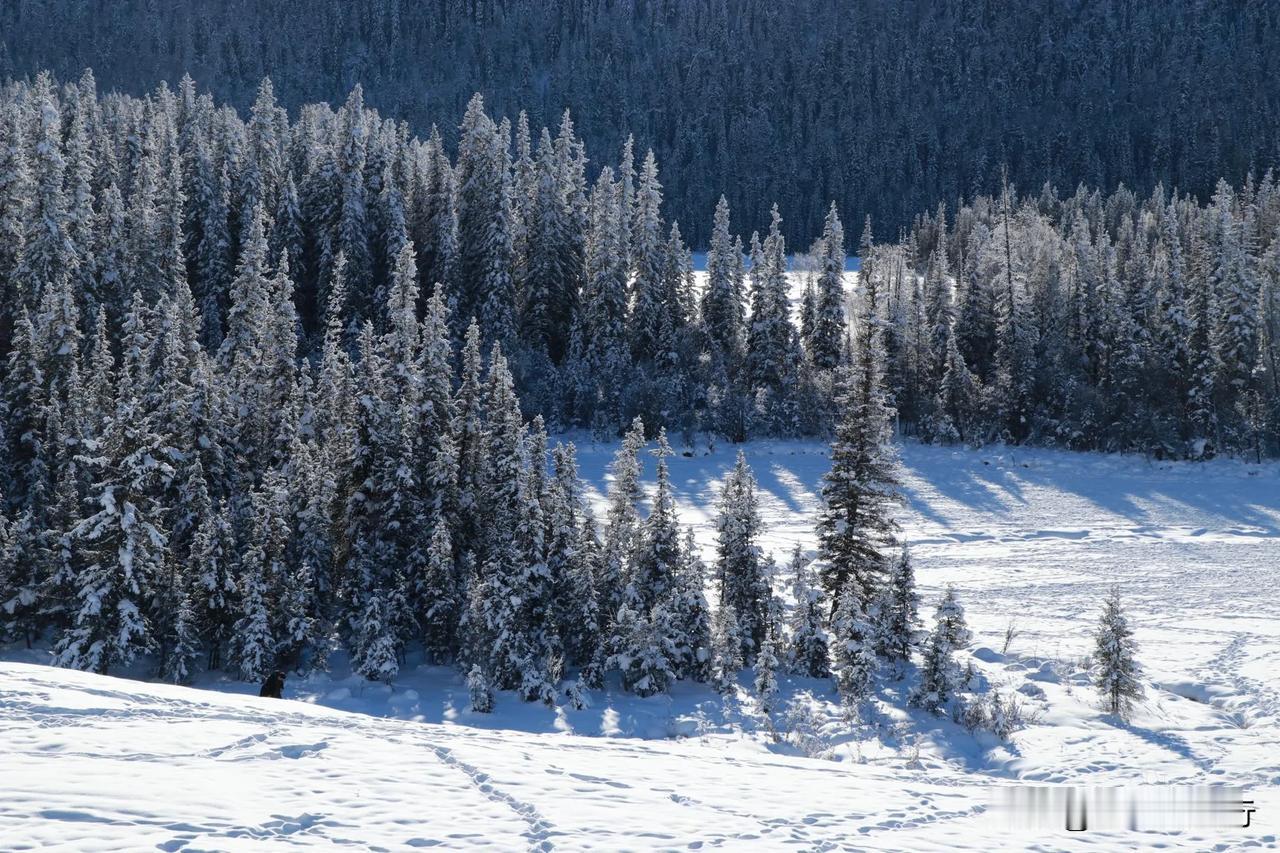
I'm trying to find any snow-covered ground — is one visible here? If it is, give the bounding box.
[4,441,1279,849]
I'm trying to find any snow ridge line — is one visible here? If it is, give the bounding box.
[425,742,556,851]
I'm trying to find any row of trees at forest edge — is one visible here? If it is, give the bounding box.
[0,71,1264,704]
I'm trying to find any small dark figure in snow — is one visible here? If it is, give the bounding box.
[259,670,286,698]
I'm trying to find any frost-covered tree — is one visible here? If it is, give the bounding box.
[816,269,901,609]
[810,203,848,370]
[668,527,713,682]
[830,581,878,704]
[910,586,971,713]
[754,628,780,713]
[715,452,768,661]
[876,545,920,665]
[1093,586,1143,719]
[710,599,744,695]
[610,592,676,697]
[54,296,173,675]
[467,663,495,713]
[787,546,830,678]
[702,195,744,363]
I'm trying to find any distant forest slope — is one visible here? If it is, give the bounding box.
[2,0,1278,244]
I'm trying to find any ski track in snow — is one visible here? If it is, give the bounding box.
[3,441,1279,849]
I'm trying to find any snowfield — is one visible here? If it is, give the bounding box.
[4,441,1279,850]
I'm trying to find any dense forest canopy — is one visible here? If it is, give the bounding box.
[2,0,1278,245]
[0,69,1277,698]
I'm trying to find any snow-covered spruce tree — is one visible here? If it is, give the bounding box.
[340,322,409,682]
[745,206,803,429]
[754,627,781,714]
[816,262,901,611]
[714,451,768,662]
[932,585,972,649]
[710,599,745,695]
[228,486,282,682]
[598,417,646,633]
[787,545,830,678]
[16,79,76,313]
[632,428,682,611]
[933,323,978,444]
[416,290,459,529]
[1093,586,1144,719]
[581,168,631,430]
[810,202,848,371]
[3,308,50,518]
[467,663,495,714]
[629,150,669,365]
[830,581,878,704]
[454,96,516,347]
[911,623,957,714]
[702,195,745,366]
[876,544,920,665]
[192,502,237,670]
[608,576,678,697]
[414,126,459,305]
[990,180,1038,442]
[668,527,713,682]
[521,126,581,363]
[547,442,601,669]
[610,429,690,696]
[910,586,971,713]
[475,348,554,701]
[452,319,487,563]
[53,293,172,675]
[417,512,459,663]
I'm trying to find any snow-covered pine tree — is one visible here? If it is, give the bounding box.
[1210,185,1260,406]
[632,428,683,611]
[830,580,878,704]
[454,97,516,347]
[787,545,830,678]
[629,151,668,364]
[990,180,1038,442]
[668,527,713,682]
[451,322,486,550]
[714,451,768,661]
[547,443,601,669]
[911,621,957,714]
[876,544,919,665]
[816,266,900,611]
[710,599,745,695]
[467,663,495,713]
[754,627,781,714]
[521,126,580,362]
[228,489,280,682]
[598,418,646,631]
[933,322,978,443]
[745,206,802,423]
[702,195,744,364]
[1093,586,1143,719]
[17,80,76,312]
[582,168,630,429]
[414,126,459,307]
[932,585,972,650]
[3,308,49,517]
[0,103,30,356]
[909,586,970,713]
[418,512,459,663]
[609,592,677,697]
[54,294,172,674]
[810,202,848,371]
[193,501,237,670]
[476,348,553,700]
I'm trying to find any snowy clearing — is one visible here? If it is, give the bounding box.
[3,441,1278,849]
